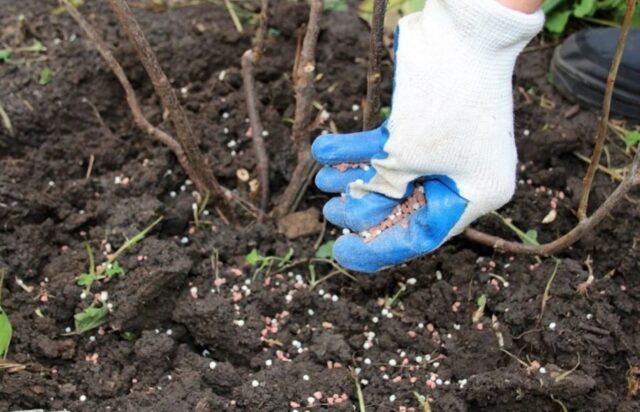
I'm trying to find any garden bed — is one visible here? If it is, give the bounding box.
[1,1,639,411]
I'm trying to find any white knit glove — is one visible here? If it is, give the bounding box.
[312,0,544,272]
[358,0,544,234]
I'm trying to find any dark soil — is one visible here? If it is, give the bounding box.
[1,1,639,411]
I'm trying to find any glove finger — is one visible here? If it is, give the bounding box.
[322,191,399,233]
[311,126,389,165]
[333,179,468,273]
[315,165,375,193]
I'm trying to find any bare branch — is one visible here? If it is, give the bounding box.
[108,0,231,210]
[576,0,636,220]
[239,0,270,219]
[363,0,387,131]
[273,0,323,218]
[60,0,182,156]
[465,0,638,255]
[241,49,270,216]
[253,0,269,63]
[464,149,639,255]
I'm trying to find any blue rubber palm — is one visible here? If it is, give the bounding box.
[332,179,467,272]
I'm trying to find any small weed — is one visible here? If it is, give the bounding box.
[624,130,640,150]
[380,106,391,120]
[493,211,543,263]
[246,244,357,288]
[351,367,367,412]
[539,258,561,325]
[192,192,213,229]
[325,0,349,11]
[0,270,12,359]
[38,67,53,85]
[314,240,334,259]
[413,391,433,412]
[307,258,356,291]
[542,0,640,34]
[73,303,108,335]
[223,0,243,32]
[76,217,162,291]
[472,294,487,323]
[70,217,162,334]
[554,353,581,383]
[0,40,47,65]
[50,0,84,15]
[493,212,539,246]
[385,282,407,310]
[121,331,137,342]
[246,248,294,279]
[358,0,425,22]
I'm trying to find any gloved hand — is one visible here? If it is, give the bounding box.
[312,0,544,272]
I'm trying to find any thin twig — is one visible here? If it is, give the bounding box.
[240,0,270,218]
[464,147,638,255]
[253,0,269,63]
[0,270,5,304]
[223,0,243,33]
[85,154,95,180]
[465,1,638,255]
[108,0,232,214]
[362,0,387,130]
[577,0,636,220]
[241,50,270,217]
[351,367,367,412]
[538,259,560,326]
[273,0,323,218]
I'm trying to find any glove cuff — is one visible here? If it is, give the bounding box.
[422,0,544,55]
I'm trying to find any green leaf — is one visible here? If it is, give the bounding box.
[76,273,96,287]
[624,131,640,149]
[104,261,125,279]
[0,307,12,358]
[121,331,137,342]
[413,391,427,406]
[315,241,335,259]
[74,304,108,334]
[574,0,597,17]
[0,50,12,64]
[26,40,47,54]
[399,0,426,14]
[542,0,566,14]
[524,229,539,245]
[545,10,572,34]
[476,294,487,308]
[324,0,348,11]
[50,0,84,16]
[268,27,282,38]
[38,67,53,85]
[245,248,263,266]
